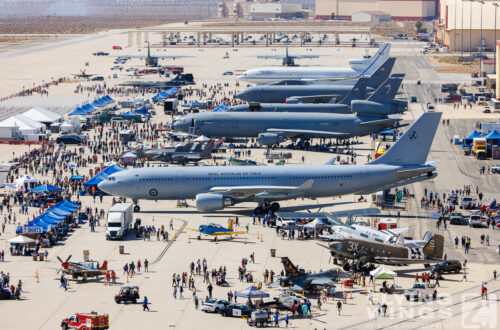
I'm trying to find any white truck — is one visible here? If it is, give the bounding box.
[106,203,133,240]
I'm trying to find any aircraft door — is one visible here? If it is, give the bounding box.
[176,171,186,186]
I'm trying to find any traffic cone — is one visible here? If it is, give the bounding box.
[188,236,191,243]
[36,269,39,283]
[215,236,218,244]
[152,216,155,222]
[260,234,263,242]
[350,288,353,299]
[244,236,247,244]
[126,273,129,283]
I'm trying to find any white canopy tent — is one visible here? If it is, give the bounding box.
[370,265,397,277]
[22,107,62,124]
[0,114,45,136]
[15,175,38,190]
[60,121,74,133]
[194,135,211,142]
[8,235,35,244]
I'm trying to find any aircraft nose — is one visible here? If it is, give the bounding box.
[97,180,111,194]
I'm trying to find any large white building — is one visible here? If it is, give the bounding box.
[315,0,438,21]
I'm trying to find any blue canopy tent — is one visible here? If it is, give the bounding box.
[464,130,482,145]
[49,208,72,217]
[235,286,270,298]
[70,175,85,181]
[121,111,141,118]
[135,107,150,116]
[485,130,500,145]
[59,200,81,210]
[68,107,87,116]
[31,184,63,194]
[84,165,125,187]
[212,104,229,112]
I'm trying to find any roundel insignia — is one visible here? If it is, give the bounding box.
[149,189,158,197]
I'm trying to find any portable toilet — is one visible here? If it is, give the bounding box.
[453,135,460,145]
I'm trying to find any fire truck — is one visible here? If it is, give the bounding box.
[61,312,109,330]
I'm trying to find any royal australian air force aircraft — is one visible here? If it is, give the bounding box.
[237,43,390,84]
[98,112,441,215]
[327,233,444,271]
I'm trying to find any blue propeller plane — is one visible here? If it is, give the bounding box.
[183,219,246,240]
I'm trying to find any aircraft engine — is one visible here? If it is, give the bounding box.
[258,133,286,146]
[196,193,234,211]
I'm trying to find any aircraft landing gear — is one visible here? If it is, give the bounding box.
[270,202,280,212]
[133,199,140,212]
[254,206,265,217]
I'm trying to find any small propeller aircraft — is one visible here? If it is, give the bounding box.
[73,70,95,78]
[57,255,108,281]
[183,218,246,240]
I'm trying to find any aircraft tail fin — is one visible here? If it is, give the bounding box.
[365,58,396,88]
[200,140,216,157]
[422,231,433,243]
[423,234,444,259]
[355,43,391,77]
[369,112,442,166]
[281,257,302,277]
[99,261,108,271]
[337,78,367,105]
[367,74,404,103]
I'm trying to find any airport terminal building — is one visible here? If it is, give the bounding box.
[315,0,438,21]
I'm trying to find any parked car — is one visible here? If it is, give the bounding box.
[114,286,140,304]
[449,212,466,225]
[219,304,251,318]
[93,51,109,56]
[56,135,83,145]
[460,197,476,209]
[491,164,500,174]
[483,106,491,113]
[426,103,435,112]
[201,299,229,313]
[0,288,11,300]
[404,283,437,301]
[430,260,462,274]
[223,71,234,76]
[111,65,123,71]
[410,96,417,103]
[469,214,484,227]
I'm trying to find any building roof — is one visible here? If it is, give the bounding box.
[23,107,62,123]
[0,114,45,130]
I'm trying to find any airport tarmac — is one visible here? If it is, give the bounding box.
[0,23,499,329]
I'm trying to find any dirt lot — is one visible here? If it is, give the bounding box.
[0,16,178,34]
[427,55,480,74]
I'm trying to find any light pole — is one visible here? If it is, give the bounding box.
[454,0,457,51]
[479,0,484,58]
[470,0,474,66]
[461,0,464,56]
[494,3,499,74]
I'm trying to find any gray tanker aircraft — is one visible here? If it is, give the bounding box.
[98,112,441,215]
[229,74,406,115]
[172,110,402,147]
[236,58,395,104]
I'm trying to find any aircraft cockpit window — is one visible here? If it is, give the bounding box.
[109,177,116,181]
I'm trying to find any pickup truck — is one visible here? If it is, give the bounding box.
[404,283,437,301]
[492,164,500,174]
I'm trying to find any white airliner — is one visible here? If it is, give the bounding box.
[238,43,391,84]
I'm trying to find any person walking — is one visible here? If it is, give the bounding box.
[382,303,387,317]
[274,312,279,327]
[377,303,381,317]
[142,296,150,311]
[180,285,184,299]
[494,269,497,280]
[368,290,374,305]
[144,259,149,272]
[207,283,213,298]
[284,314,289,327]
[337,300,342,315]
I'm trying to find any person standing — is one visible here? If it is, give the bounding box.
[494,269,497,280]
[382,303,387,317]
[207,283,213,298]
[180,285,184,299]
[337,300,342,315]
[142,296,150,311]
[274,312,279,327]
[144,259,149,272]
[368,290,374,305]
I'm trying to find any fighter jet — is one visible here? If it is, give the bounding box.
[73,70,95,78]
[236,57,395,103]
[238,43,391,84]
[253,39,323,67]
[115,42,193,67]
[151,139,221,165]
[326,234,445,271]
[229,74,407,115]
[98,112,441,215]
[269,257,351,292]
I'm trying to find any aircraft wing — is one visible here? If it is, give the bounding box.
[265,128,348,139]
[373,257,443,266]
[115,55,192,59]
[287,95,340,103]
[359,117,401,126]
[308,278,335,286]
[289,283,305,291]
[381,227,408,236]
[210,230,246,236]
[318,233,344,241]
[256,55,320,59]
[181,226,200,233]
[209,180,313,198]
